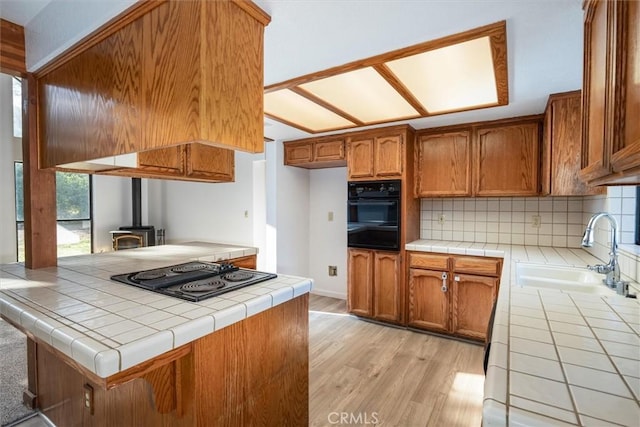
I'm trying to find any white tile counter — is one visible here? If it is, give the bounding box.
[407,240,640,427]
[0,242,312,378]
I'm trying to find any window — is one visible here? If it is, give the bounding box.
[12,77,22,138]
[15,163,93,261]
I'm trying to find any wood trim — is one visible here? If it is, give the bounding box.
[414,114,544,137]
[23,75,57,269]
[490,26,509,105]
[231,0,271,26]
[265,20,506,92]
[290,87,365,126]
[33,1,167,76]
[0,19,26,76]
[373,64,429,116]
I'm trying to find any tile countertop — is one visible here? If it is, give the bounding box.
[0,242,312,378]
[406,240,640,427]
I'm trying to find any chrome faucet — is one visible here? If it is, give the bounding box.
[581,212,629,296]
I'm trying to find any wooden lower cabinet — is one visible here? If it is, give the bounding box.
[347,249,402,323]
[408,252,501,341]
[451,273,499,340]
[408,268,449,333]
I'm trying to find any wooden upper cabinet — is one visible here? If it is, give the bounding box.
[373,252,401,323]
[283,138,346,169]
[542,91,604,196]
[415,131,471,197]
[38,0,269,169]
[374,135,403,177]
[347,138,375,179]
[609,0,640,176]
[474,121,541,196]
[347,249,373,317]
[347,133,403,180]
[107,143,234,183]
[581,0,640,184]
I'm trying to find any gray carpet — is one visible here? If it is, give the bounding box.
[0,319,35,426]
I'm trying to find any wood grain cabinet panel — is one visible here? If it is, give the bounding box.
[408,252,500,341]
[408,252,449,270]
[415,131,471,197]
[452,274,498,341]
[373,252,402,323]
[374,135,403,177]
[186,143,234,181]
[542,91,604,195]
[347,138,375,179]
[138,146,184,175]
[581,0,640,184]
[283,138,346,169]
[408,268,450,333]
[474,121,540,196]
[347,249,374,317]
[348,249,403,323]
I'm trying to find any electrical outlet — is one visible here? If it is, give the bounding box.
[83,384,94,415]
[328,266,337,276]
[328,211,334,222]
[438,214,446,225]
[531,215,541,228]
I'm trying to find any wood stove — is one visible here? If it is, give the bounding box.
[111,178,157,251]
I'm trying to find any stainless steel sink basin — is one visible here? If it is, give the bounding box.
[515,262,613,294]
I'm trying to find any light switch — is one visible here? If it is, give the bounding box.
[328,211,334,222]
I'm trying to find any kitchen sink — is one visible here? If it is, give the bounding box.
[515,262,613,294]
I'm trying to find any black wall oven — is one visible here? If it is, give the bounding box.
[348,180,401,251]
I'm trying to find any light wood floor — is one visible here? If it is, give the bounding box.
[309,294,485,427]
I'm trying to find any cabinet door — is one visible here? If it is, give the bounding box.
[374,135,403,178]
[186,144,234,182]
[451,273,498,341]
[408,268,450,333]
[610,1,640,174]
[475,122,540,196]
[373,252,401,323]
[314,140,345,162]
[580,0,612,182]
[347,138,375,179]
[416,131,471,197]
[347,249,373,317]
[138,146,184,175]
[284,142,313,165]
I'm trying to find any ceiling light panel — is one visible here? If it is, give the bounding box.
[385,36,498,114]
[299,67,420,123]
[264,89,355,132]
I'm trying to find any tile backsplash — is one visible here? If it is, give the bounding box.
[420,196,585,248]
[419,186,640,284]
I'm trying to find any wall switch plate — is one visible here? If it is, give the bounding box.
[83,383,94,415]
[531,215,541,228]
[328,211,334,222]
[438,214,446,225]
[328,266,337,276]
[244,210,249,218]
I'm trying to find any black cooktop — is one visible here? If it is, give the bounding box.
[110,261,277,302]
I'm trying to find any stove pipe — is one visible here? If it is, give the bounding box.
[132,178,142,227]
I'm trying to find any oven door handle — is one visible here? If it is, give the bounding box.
[348,201,397,206]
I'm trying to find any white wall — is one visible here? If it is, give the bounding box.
[273,141,310,277]
[308,168,348,299]
[146,151,266,260]
[0,74,23,263]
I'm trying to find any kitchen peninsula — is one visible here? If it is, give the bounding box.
[0,242,311,426]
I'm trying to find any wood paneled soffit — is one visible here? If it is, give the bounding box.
[264,21,509,134]
[0,19,26,76]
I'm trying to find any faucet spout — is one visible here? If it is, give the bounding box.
[582,212,621,290]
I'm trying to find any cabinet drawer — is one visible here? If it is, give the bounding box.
[409,252,449,270]
[453,256,501,277]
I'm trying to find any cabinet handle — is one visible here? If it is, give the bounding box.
[441,272,448,292]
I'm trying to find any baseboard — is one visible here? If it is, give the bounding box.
[310,289,346,300]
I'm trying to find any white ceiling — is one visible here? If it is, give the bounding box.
[1,0,584,142]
